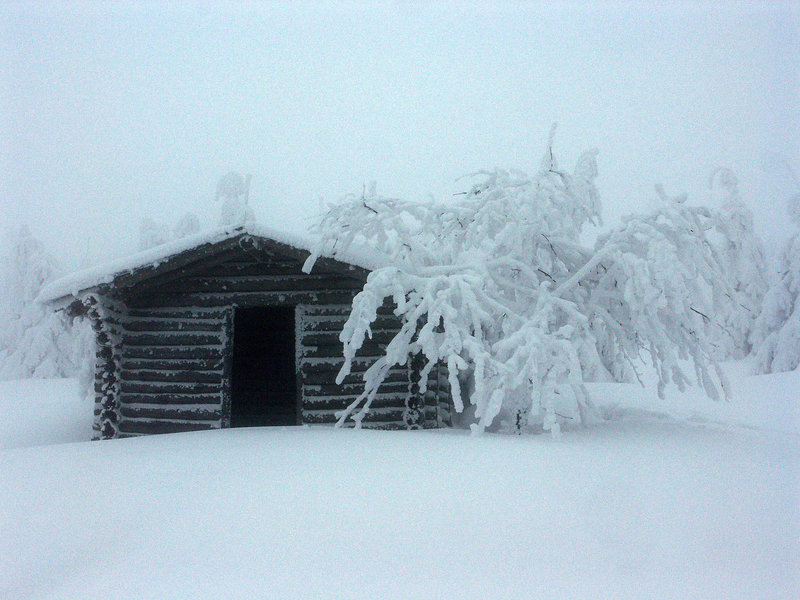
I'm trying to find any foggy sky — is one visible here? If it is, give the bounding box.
[2,1,798,270]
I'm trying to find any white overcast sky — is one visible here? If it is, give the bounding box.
[1,1,798,269]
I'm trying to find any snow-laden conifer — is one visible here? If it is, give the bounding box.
[0,226,92,380]
[305,137,731,433]
[216,171,255,226]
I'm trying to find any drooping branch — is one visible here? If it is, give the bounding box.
[307,139,730,434]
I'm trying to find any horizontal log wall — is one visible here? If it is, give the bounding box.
[105,242,452,436]
[112,245,443,435]
[296,304,442,429]
[87,295,125,439]
[426,361,452,428]
[114,307,227,436]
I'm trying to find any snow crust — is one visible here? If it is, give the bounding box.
[36,223,388,305]
[0,369,798,599]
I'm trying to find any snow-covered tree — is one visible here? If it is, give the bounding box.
[138,217,171,251]
[707,168,768,358]
[305,137,731,434]
[215,171,247,202]
[0,226,92,380]
[215,171,255,227]
[751,187,800,373]
[138,212,201,250]
[173,212,201,239]
[218,197,255,227]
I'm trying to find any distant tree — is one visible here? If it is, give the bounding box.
[137,217,170,251]
[216,171,255,226]
[138,212,202,250]
[215,171,247,202]
[707,168,768,358]
[173,212,201,239]
[0,226,92,380]
[218,198,255,227]
[751,181,800,373]
[306,136,732,435]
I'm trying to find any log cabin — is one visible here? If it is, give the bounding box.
[39,225,451,439]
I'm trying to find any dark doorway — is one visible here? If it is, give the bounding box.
[230,306,298,427]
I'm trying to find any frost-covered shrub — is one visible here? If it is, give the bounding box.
[139,212,202,251]
[306,135,731,434]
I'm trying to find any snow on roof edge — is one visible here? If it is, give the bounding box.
[37,222,385,305]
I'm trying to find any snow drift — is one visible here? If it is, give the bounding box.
[1,372,798,599]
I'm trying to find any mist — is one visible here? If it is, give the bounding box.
[2,1,798,269]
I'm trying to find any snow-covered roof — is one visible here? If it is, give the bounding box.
[37,223,384,305]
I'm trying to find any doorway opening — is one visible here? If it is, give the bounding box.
[230,306,298,427]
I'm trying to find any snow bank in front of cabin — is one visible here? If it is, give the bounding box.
[36,223,390,305]
[1,365,795,453]
[1,422,797,600]
[0,378,92,450]
[0,368,799,599]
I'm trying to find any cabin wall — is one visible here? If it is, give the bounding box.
[297,304,416,428]
[296,304,451,428]
[108,248,448,436]
[85,294,125,439]
[116,306,228,436]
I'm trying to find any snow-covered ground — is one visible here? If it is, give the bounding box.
[0,378,92,451]
[1,369,798,600]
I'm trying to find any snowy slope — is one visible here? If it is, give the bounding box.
[1,373,798,600]
[587,361,800,435]
[0,378,92,451]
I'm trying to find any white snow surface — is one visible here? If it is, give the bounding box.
[36,223,387,305]
[0,378,92,451]
[1,368,798,599]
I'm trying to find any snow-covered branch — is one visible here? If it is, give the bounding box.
[307,139,732,434]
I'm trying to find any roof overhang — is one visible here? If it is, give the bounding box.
[38,223,385,308]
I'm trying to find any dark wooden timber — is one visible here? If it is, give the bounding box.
[62,231,450,438]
